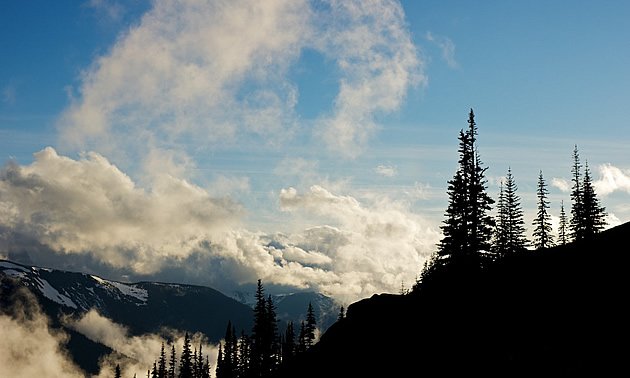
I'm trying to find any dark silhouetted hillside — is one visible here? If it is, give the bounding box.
[276,222,628,377]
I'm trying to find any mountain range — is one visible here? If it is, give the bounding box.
[0,260,338,375]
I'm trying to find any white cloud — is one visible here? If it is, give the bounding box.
[552,177,570,192]
[594,163,630,196]
[0,147,242,275]
[316,0,425,157]
[279,185,440,302]
[59,0,311,172]
[426,31,458,68]
[375,165,397,177]
[0,149,440,303]
[58,0,424,169]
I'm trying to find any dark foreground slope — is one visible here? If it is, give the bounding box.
[277,222,628,377]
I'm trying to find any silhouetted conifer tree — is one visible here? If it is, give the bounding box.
[115,364,122,378]
[216,344,223,378]
[217,321,238,378]
[249,280,280,376]
[266,294,280,372]
[492,182,509,256]
[281,322,296,363]
[503,168,527,254]
[296,321,307,354]
[582,162,607,235]
[570,147,607,240]
[156,342,167,378]
[438,109,494,266]
[570,145,585,240]
[533,170,554,249]
[152,362,158,378]
[179,332,193,378]
[304,302,317,350]
[237,330,251,376]
[558,200,568,245]
[169,345,177,378]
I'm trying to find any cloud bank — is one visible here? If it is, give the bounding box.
[0,149,438,302]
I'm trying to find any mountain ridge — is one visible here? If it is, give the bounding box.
[275,221,628,377]
[0,260,338,375]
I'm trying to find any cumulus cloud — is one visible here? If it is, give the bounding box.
[279,185,440,301]
[594,163,630,196]
[0,150,439,303]
[0,286,85,378]
[58,0,423,168]
[0,147,242,275]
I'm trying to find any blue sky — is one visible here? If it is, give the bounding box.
[1,0,629,301]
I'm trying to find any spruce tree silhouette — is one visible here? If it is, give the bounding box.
[502,167,527,254]
[558,200,569,245]
[533,170,554,249]
[582,161,607,235]
[438,109,494,268]
[570,146,607,240]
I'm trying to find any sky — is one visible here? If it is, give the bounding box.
[1,0,630,304]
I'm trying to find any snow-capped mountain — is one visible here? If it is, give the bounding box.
[1,260,149,311]
[0,259,254,338]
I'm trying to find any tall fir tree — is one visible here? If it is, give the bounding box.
[250,279,266,377]
[282,322,296,363]
[216,343,223,378]
[217,321,237,378]
[115,364,122,378]
[304,303,317,350]
[237,330,251,376]
[569,147,607,240]
[249,280,280,376]
[266,294,280,372]
[570,145,585,241]
[179,332,193,378]
[492,182,509,256]
[438,109,495,266]
[558,200,569,245]
[296,321,307,354]
[158,342,167,378]
[581,162,607,235]
[532,170,554,249]
[169,345,177,378]
[502,167,527,254]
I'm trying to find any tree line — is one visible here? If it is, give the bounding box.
[422,109,607,277]
[112,280,320,378]
[215,279,318,378]
[114,332,211,378]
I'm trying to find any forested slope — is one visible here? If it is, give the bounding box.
[276,221,628,377]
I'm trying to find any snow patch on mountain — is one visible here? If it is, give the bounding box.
[35,275,78,309]
[91,275,148,305]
